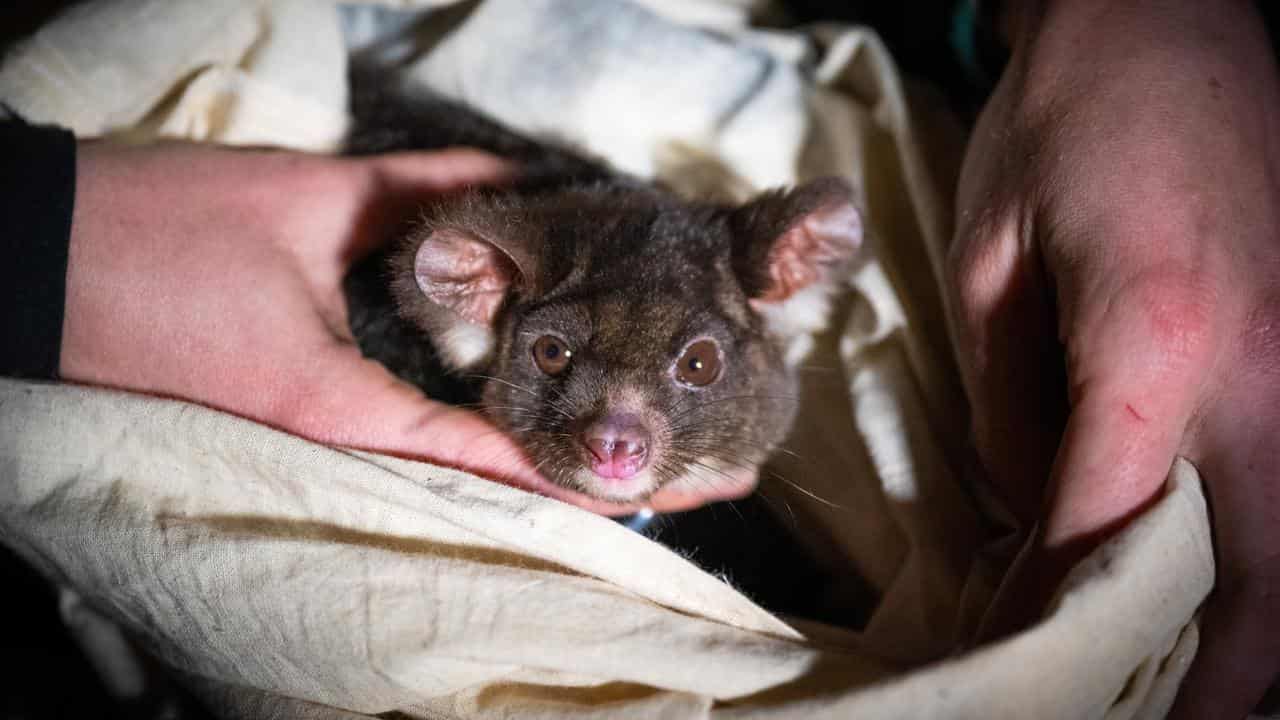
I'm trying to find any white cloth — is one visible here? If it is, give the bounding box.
[0,1,1214,718]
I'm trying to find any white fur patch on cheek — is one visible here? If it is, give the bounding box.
[754,282,838,367]
[438,321,495,368]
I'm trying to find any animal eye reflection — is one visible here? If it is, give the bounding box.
[532,335,572,375]
[675,339,722,387]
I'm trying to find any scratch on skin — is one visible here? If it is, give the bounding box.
[1126,403,1146,422]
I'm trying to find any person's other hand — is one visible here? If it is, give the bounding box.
[61,141,700,515]
[946,1,1280,716]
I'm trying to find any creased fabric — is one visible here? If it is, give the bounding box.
[0,1,1214,718]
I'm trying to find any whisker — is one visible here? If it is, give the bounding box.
[466,374,578,420]
[666,393,802,425]
[666,436,843,511]
[765,471,844,510]
[795,364,842,374]
[753,486,798,527]
[465,374,538,396]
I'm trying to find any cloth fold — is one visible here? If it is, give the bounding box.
[0,1,1214,717]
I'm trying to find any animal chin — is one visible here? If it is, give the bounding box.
[571,467,661,503]
[568,456,762,504]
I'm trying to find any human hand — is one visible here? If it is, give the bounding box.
[946,1,1280,716]
[60,141,704,515]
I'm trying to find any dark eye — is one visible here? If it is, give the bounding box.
[532,335,572,375]
[675,339,722,387]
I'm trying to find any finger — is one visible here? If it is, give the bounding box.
[1170,582,1280,720]
[338,148,519,264]
[946,209,1064,523]
[1171,392,1280,718]
[364,147,518,195]
[276,347,641,516]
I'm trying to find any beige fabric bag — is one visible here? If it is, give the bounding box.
[0,1,1213,717]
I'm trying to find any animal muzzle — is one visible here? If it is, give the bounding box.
[580,413,651,480]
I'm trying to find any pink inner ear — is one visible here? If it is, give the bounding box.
[414,229,516,326]
[758,201,863,302]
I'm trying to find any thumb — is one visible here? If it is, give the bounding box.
[1042,268,1216,559]
[987,266,1218,636]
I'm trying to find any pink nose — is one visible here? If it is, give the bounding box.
[581,414,650,480]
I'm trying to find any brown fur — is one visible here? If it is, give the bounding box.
[343,63,862,502]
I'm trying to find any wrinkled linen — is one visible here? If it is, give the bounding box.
[0,1,1214,718]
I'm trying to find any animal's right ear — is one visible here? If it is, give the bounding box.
[391,226,532,369]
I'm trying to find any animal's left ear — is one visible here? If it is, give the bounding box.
[730,176,863,315]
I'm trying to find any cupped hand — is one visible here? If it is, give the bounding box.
[946,1,1280,716]
[61,141,701,515]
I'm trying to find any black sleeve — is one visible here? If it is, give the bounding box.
[0,114,76,380]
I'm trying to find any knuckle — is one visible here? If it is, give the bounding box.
[946,232,1015,313]
[1118,267,1218,370]
[300,154,367,194]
